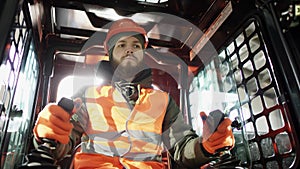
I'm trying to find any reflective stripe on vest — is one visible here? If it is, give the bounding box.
[82,85,169,161]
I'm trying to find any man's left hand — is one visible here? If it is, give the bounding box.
[200,111,235,154]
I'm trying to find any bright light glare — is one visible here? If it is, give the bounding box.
[57,75,103,101]
[0,64,10,83]
[57,76,74,101]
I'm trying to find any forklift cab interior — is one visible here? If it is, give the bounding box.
[1,0,300,168]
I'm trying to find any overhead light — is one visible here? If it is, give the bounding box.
[84,5,123,21]
[136,0,168,3]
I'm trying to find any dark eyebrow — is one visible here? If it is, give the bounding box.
[116,40,141,44]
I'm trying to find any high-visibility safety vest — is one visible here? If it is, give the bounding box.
[74,85,169,169]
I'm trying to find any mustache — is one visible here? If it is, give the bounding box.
[121,54,137,60]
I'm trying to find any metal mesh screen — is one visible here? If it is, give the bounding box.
[0,4,39,168]
[224,18,296,168]
[0,6,29,141]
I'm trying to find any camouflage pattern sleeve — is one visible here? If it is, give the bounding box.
[162,95,213,168]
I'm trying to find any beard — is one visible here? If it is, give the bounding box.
[112,60,148,82]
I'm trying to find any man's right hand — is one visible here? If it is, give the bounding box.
[33,103,73,144]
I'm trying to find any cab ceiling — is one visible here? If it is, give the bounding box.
[29,0,232,69]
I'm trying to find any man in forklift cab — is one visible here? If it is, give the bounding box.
[33,18,235,169]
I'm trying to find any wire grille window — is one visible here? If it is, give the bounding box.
[227,19,295,168]
[0,9,28,140]
[189,19,296,168]
[0,4,39,169]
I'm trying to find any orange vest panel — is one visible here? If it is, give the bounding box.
[74,86,169,169]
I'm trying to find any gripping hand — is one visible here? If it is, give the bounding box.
[200,110,235,154]
[33,103,73,144]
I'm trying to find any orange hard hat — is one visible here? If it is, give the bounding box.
[103,18,148,54]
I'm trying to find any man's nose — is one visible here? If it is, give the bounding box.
[125,47,134,54]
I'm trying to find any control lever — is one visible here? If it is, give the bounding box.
[19,97,74,169]
[201,110,242,131]
[201,110,225,134]
[200,110,244,168]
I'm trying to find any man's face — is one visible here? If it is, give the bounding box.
[111,36,145,80]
